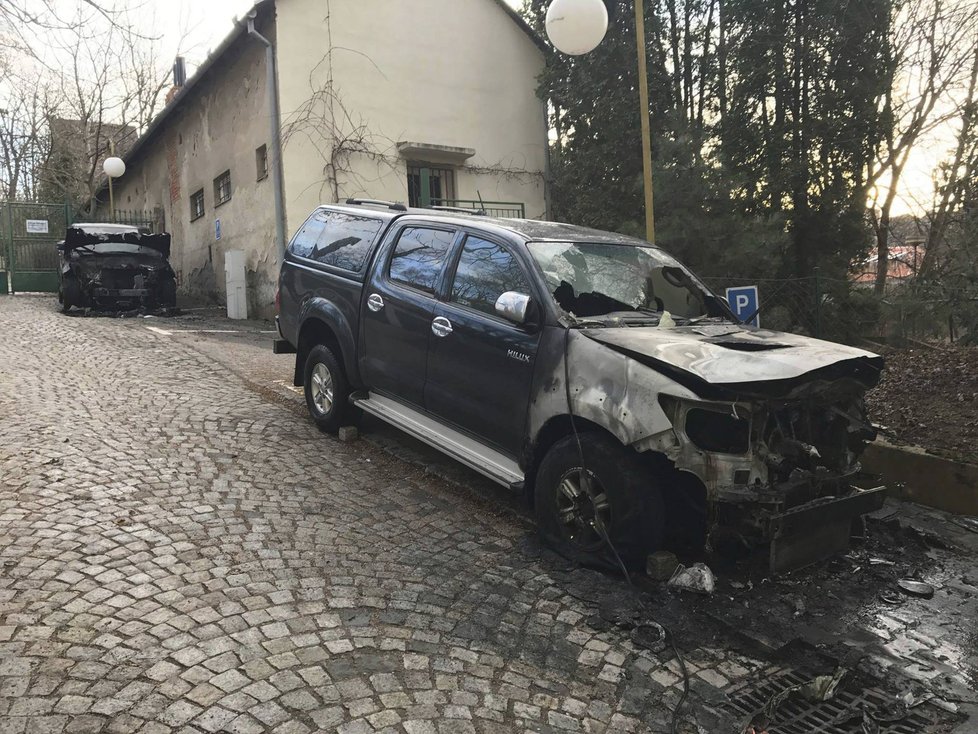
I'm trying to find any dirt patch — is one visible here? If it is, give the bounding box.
[866,343,978,465]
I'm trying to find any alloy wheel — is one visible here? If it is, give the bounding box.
[310,362,334,416]
[554,468,612,551]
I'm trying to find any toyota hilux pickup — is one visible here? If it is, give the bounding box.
[276,199,886,572]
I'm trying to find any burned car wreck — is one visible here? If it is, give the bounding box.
[526,239,886,573]
[58,223,177,313]
[275,207,884,574]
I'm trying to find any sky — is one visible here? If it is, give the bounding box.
[157,0,949,218]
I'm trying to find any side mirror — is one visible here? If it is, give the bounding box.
[495,291,532,325]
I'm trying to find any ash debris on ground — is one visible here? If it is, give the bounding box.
[527,504,976,732]
[867,343,978,464]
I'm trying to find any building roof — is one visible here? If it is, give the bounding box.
[99,0,546,199]
[488,0,549,52]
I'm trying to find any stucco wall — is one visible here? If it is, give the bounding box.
[276,0,548,228]
[106,16,278,318]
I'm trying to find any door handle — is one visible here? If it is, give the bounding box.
[431,316,453,338]
[367,293,384,312]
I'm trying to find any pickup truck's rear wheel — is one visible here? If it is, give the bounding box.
[534,433,664,570]
[303,344,353,432]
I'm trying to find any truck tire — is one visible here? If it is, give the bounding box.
[60,277,79,313]
[159,277,177,308]
[534,433,664,570]
[303,344,354,432]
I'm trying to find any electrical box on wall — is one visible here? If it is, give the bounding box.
[224,250,247,320]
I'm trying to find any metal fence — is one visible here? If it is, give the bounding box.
[1,203,166,294]
[76,207,164,233]
[437,199,526,218]
[700,273,978,345]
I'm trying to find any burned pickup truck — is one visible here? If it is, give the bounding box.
[276,201,885,572]
[58,223,177,313]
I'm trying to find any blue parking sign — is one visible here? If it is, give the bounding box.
[726,285,760,327]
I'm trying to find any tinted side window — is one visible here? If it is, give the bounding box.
[311,212,383,272]
[288,210,329,259]
[388,227,455,294]
[451,236,530,316]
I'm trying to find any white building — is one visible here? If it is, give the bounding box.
[106,0,549,317]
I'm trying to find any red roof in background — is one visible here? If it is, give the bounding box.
[853,244,925,284]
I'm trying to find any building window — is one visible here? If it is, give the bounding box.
[213,170,231,206]
[407,164,456,208]
[256,145,268,181]
[190,188,205,221]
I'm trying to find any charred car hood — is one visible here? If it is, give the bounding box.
[64,227,171,258]
[585,322,883,395]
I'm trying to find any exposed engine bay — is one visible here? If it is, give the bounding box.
[577,324,887,572]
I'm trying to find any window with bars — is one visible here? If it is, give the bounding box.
[407,164,456,208]
[256,145,268,181]
[190,189,205,221]
[213,170,231,206]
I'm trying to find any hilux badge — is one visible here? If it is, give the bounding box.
[507,349,531,363]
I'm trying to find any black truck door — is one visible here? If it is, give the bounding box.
[424,234,541,456]
[359,225,457,407]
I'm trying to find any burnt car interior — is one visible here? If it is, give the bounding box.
[530,242,730,322]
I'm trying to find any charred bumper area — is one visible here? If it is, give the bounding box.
[73,266,176,312]
[653,388,885,571]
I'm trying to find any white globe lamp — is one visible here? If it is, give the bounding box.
[103,156,125,217]
[545,0,609,56]
[103,156,126,179]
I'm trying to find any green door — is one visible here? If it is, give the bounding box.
[1,202,70,294]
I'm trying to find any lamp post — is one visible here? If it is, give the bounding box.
[103,144,126,221]
[545,0,656,244]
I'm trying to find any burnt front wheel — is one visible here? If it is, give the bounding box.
[303,344,354,432]
[59,277,80,313]
[534,433,664,570]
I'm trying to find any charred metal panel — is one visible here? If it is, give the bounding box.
[526,328,699,458]
[585,324,882,389]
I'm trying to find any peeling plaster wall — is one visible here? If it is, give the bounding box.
[105,17,278,318]
[276,0,548,227]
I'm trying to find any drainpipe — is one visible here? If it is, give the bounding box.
[245,10,287,265]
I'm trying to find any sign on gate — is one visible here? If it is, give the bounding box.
[26,219,49,234]
[726,285,760,327]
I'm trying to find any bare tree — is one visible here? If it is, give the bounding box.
[920,35,978,278]
[0,63,54,200]
[30,3,172,211]
[866,0,978,293]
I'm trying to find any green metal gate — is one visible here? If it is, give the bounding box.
[0,201,72,294]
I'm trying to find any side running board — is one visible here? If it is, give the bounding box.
[353,393,524,489]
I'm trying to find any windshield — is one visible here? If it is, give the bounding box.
[72,243,165,258]
[528,242,725,321]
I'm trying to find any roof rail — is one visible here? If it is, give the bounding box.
[430,205,487,216]
[345,198,407,212]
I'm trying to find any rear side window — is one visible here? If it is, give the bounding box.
[311,212,383,271]
[450,236,530,317]
[288,210,384,272]
[289,210,329,259]
[388,227,455,294]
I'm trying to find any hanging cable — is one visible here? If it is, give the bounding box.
[562,325,690,734]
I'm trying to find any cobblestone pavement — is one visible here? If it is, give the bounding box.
[1,296,976,734]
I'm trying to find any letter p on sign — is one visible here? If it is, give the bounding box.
[725,285,760,327]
